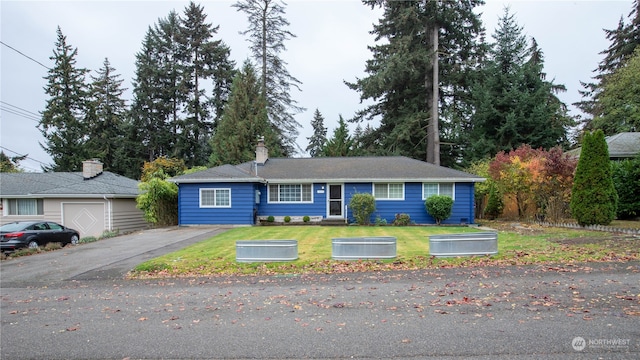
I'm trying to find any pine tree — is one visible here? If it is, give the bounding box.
[209,61,282,166]
[347,0,484,167]
[306,109,327,157]
[86,58,127,174]
[321,115,355,157]
[570,130,618,226]
[233,0,304,156]
[39,27,91,172]
[468,8,572,161]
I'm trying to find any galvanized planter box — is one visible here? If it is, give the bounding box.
[236,240,298,262]
[429,232,498,257]
[332,237,397,260]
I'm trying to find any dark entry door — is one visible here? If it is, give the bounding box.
[328,184,343,217]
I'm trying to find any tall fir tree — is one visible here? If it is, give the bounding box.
[347,0,485,167]
[468,8,572,162]
[86,58,127,174]
[176,1,235,167]
[570,130,618,226]
[209,61,282,166]
[233,0,304,156]
[306,109,327,157]
[39,27,91,172]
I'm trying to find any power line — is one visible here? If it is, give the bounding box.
[0,102,41,123]
[1,41,50,70]
[0,145,49,168]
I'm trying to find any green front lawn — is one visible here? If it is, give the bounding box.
[130,224,639,278]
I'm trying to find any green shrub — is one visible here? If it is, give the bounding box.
[284,216,291,223]
[267,215,275,223]
[303,215,310,223]
[374,216,387,226]
[99,230,119,239]
[484,183,504,219]
[425,195,454,225]
[349,193,376,225]
[570,130,618,225]
[393,213,411,226]
[611,157,640,219]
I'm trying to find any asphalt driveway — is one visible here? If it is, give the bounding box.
[0,225,229,287]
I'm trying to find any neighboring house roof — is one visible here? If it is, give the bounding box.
[170,156,484,184]
[567,132,640,159]
[0,171,140,198]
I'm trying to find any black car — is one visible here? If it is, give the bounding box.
[0,221,80,253]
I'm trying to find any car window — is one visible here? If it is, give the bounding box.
[0,223,29,232]
[47,223,63,230]
[34,223,47,231]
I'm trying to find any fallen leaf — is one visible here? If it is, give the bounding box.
[138,317,148,321]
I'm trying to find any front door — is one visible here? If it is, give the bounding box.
[328,184,343,218]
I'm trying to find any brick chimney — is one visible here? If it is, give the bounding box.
[255,136,268,165]
[82,159,103,179]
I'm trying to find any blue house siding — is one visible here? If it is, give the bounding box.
[343,182,475,225]
[178,182,257,225]
[177,181,476,225]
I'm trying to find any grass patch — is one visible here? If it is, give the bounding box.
[129,224,640,278]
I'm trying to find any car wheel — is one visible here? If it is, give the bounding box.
[70,235,79,245]
[28,240,39,249]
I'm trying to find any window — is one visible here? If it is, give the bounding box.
[373,183,404,200]
[200,188,231,208]
[7,199,44,215]
[422,183,455,200]
[268,184,312,203]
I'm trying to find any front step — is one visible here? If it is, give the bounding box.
[320,218,348,226]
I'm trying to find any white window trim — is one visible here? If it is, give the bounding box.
[199,188,231,208]
[372,183,405,200]
[422,183,456,200]
[267,184,314,204]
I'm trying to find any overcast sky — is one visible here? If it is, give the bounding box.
[0,0,634,172]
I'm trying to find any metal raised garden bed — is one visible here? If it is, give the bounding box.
[428,232,498,257]
[331,237,397,260]
[235,240,298,262]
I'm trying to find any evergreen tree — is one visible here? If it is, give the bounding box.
[306,109,327,157]
[86,58,127,174]
[468,8,572,161]
[575,0,640,132]
[233,0,304,156]
[347,0,484,167]
[209,61,282,166]
[176,1,235,166]
[39,27,91,172]
[590,48,640,134]
[321,115,355,157]
[570,130,618,226]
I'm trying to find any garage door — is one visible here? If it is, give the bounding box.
[62,203,105,238]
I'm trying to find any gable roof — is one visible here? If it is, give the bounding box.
[567,132,640,159]
[0,171,140,198]
[170,156,484,184]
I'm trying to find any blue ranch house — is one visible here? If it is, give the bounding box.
[169,139,484,225]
